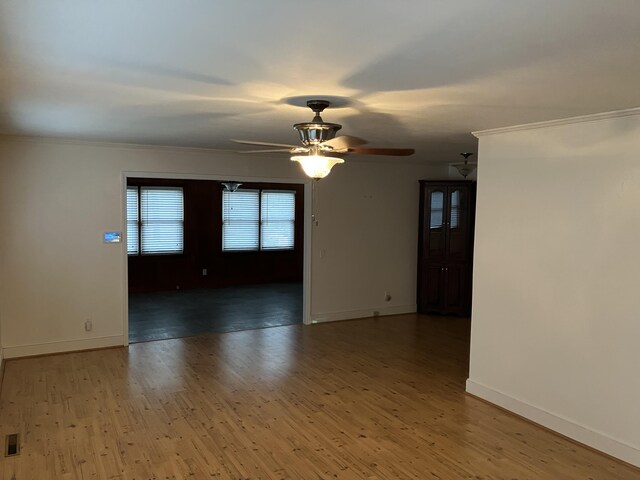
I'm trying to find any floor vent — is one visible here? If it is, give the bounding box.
[5,433,19,457]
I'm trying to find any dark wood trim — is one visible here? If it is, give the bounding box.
[0,357,5,399]
[127,178,189,187]
[127,178,304,293]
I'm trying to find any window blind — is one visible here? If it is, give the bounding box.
[140,187,184,254]
[222,189,259,251]
[126,187,139,255]
[430,191,444,229]
[450,190,460,229]
[261,191,295,250]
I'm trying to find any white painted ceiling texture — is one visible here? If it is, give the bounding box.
[0,0,639,163]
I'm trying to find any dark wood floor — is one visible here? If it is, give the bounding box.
[1,314,637,479]
[128,282,303,343]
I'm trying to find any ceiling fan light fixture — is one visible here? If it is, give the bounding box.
[232,99,415,173]
[291,154,344,179]
[294,121,342,145]
[293,99,342,146]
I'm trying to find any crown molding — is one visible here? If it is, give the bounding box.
[0,133,456,168]
[0,133,236,154]
[473,107,640,138]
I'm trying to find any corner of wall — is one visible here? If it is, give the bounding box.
[466,379,640,468]
[469,108,640,469]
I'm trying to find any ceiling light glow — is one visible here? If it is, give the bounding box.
[290,154,344,179]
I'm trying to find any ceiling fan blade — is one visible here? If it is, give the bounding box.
[322,135,368,149]
[231,139,300,149]
[236,148,296,154]
[347,147,415,156]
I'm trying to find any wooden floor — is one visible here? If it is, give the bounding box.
[129,283,303,343]
[0,315,637,479]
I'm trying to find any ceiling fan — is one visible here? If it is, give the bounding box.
[231,100,415,178]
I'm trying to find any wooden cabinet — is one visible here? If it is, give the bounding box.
[418,181,476,315]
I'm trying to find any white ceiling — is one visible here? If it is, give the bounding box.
[0,0,639,163]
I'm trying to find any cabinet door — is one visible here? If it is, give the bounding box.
[418,182,474,316]
[424,187,447,263]
[442,264,470,315]
[420,264,444,312]
[446,187,471,262]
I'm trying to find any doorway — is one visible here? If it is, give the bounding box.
[124,175,308,343]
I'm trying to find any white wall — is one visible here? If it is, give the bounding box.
[467,109,640,467]
[310,161,446,322]
[0,137,452,357]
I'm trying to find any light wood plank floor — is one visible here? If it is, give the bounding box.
[0,315,637,479]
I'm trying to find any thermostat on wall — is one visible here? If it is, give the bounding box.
[104,232,122,243]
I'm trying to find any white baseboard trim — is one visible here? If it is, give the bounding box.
[311,304,416,324]
[466,379,640,468]
[3,335,125,359]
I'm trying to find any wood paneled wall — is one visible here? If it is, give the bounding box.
[127,178,304,293]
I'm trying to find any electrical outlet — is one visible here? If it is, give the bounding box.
[202,268,207,276]
[84,319,92,332]
[384,291,392,302]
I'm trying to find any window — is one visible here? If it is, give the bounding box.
[127,187,139,255]
[261,191,295,250]
[222,189,295,251]
[127,186,184,255]
[222,189,260,251]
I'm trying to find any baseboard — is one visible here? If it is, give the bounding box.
[466,379,640,468]
[311,304,416,324]
[2,335,125,359]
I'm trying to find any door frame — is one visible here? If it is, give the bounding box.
[121,171,313,346]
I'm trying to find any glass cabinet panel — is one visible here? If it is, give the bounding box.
[430,191,444,229]
[427,189,446,259]
[448,188,468,260]
[450,190,460,229]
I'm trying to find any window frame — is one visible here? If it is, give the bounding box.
[221,188,261,252]
[127,185,185,256]
[221,188,296,253]
[127,186,140,256]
